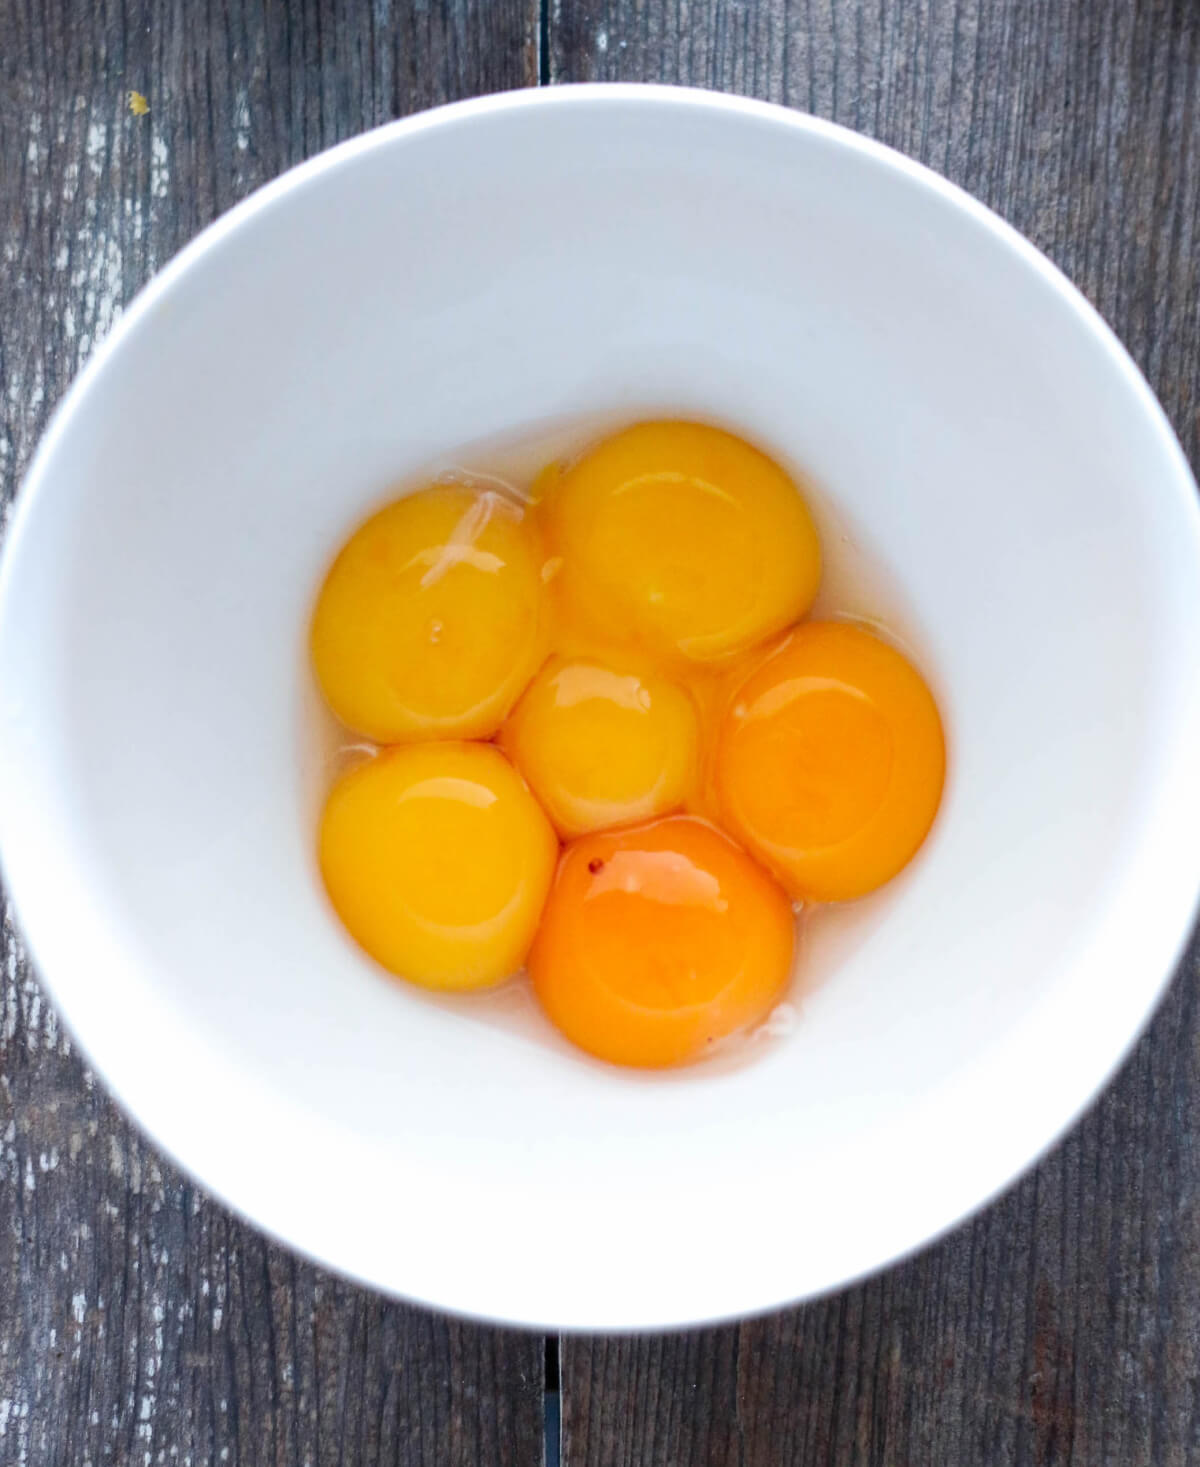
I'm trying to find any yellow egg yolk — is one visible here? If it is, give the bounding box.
[311,485,545,743]
[542,420,821,666]
[530,816,795,1067]
[310,422,948,1065]
[499,657,700,838]
[319,742,558,990]
[715,621,945,902]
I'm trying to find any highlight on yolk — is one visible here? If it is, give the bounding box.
[311,484,545,743]
[543,420,821,665]
[308,423,949,1068]
[319,742,557,991]
[715,621,945,903]
[499,656,701,838]
[529,816,795,1067]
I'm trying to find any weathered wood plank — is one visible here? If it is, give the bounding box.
[560,933,1200,1467]
[8,0,1200,1462]
[552,2,1200,1463]
[0,2,544,1464]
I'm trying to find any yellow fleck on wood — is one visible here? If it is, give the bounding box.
[128,90,150,116]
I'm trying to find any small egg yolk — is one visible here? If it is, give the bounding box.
[311,485,545,743]
[715,622,945,902]
[542,421,821,665]
[529,816,795,1067]
[319,742,557,990]
[499,657,700,838]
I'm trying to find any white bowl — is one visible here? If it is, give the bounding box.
[3,85,1200,1331]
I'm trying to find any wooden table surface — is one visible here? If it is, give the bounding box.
[3,1,1200,1463]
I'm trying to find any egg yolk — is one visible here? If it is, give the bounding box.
[543,421,821,665]
[311,485,545,743]
[319,742,557,990]
[715,621,945,902]
[529,816,794,1067]
[499,657,700,838]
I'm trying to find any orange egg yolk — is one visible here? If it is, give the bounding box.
[311,422,948,1068]
[529,816,795,1067]
[542,420,822,666]
[311,485,545,743]
[715,621,945,902]
[499,656,700,838]
[320,742,557,990]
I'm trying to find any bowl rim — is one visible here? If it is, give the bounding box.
[3,82,1200,1332]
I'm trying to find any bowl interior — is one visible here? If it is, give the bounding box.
[4,88,1200,1329]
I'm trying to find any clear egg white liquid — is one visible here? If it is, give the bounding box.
[301,413,939,1077]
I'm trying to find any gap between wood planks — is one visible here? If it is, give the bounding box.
[545,1333,562,1466]
[538,0,551,85]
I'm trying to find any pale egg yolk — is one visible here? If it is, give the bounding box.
[311,485,545,743]
[319,742,557,990]
[542,421,821,665]
[529,816,794,1067]
[499,657,700,838]
[715,622,945,902]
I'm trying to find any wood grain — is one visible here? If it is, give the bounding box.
[552,1,1200,1464]
[7,0,1200,1464]
[0,2,543,1464]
